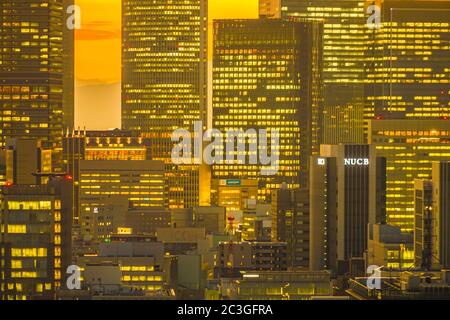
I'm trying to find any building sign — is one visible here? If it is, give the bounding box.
[317,158,326,166]
[226,179,241,186]
[344,158,369,166]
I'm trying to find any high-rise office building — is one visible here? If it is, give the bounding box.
[271,187,310,268]
[369,119,450,232]
[122,0,209,209]
[272,0,367,144]
[365,0,450,125]
[0,0,74,169]
[414,162,450,270]
[0,178,73,300]
[227,270,332,300]
[414,179,433,269]
[432,161,450,269]
[192,206,226,235]
[0,151,6,186]
[310,144,386,274]
[213,19,323,201]
[259,0,281,18]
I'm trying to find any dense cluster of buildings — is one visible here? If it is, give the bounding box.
[0,0,449,300]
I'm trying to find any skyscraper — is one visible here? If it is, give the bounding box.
[369,119,450,232]
[212,18,323,201]
[310,144,386,274]
[77,160,166,247]
[365,0,450,124]
[122,0,207,135]
[5,138,52,185]
[0,0,73,170]
[275,0,367,144]
[414,179,433,269]
[121,0,208,209]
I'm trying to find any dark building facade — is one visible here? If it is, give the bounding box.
[62,0,74,131]
[121,0,208,138]
[0,178,73,300]
[271,187,309,268]
[0,0,74,170]
[213,18,323,201]
[5,138,52,185]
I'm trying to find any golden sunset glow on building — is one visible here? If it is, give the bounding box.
[0,0,70,170]
[279,0,367,145]
[0,180,72,300]
[212,18,323,201]
[1,0,450,303]
[365,0,450,123]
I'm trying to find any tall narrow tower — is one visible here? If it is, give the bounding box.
[122,0,208,208]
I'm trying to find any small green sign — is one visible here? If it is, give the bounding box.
[226,179,241,186]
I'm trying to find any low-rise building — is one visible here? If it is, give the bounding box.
[223,270,333,300]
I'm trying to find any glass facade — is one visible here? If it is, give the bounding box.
[121,0,208,209]
[0,0,68,169]
[369,119,450,232]
[0,184,69,300]
[280,0,367,144]
[212,18,323,201]
[365,0,450,124]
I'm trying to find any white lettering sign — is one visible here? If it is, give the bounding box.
[344,158,369,166]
